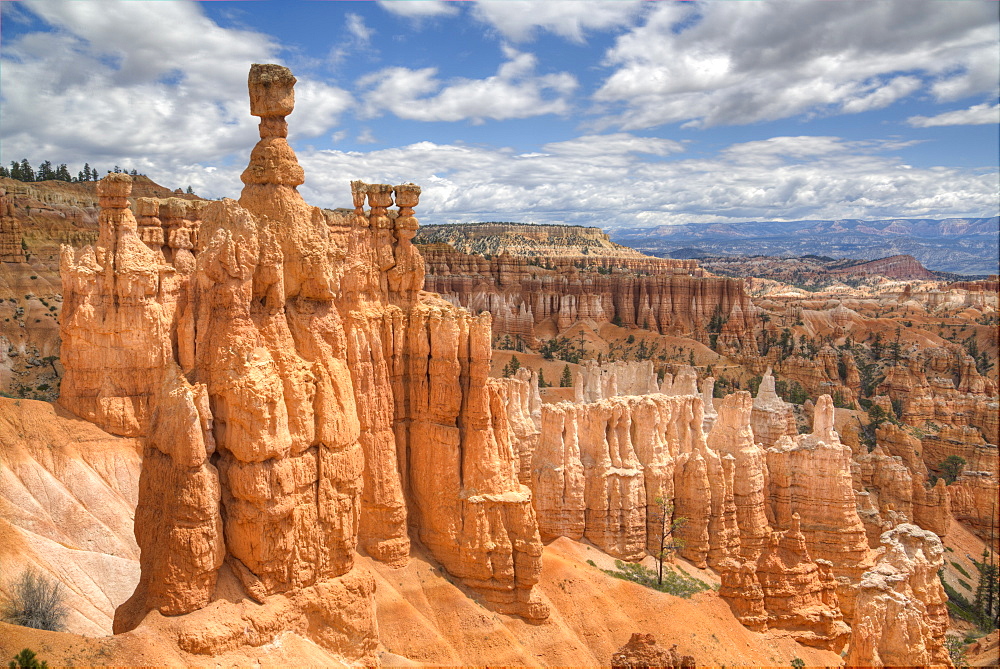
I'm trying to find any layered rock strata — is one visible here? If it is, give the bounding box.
[532,394,718,564]
[421,245,758,351]
[59,64,547,659]
[852,424,950,541]
[721,515,849,651]
[845,524,952,667]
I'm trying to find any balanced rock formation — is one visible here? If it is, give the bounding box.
[58,64,548,661]
[845,524,952,667]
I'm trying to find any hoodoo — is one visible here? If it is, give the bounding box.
[11,61,984,666]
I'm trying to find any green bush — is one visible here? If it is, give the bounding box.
[9,648,49,669]
[601,559,710,599]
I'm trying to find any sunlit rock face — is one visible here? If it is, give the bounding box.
[59,64,548,661]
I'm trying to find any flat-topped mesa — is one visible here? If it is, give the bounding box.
[419,243,758,350]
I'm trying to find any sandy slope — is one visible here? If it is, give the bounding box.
[0,398,141,636]
[0,535,843,667]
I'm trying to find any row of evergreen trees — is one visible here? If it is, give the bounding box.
[0,159,144,184]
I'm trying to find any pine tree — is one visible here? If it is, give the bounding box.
[502,355,521,378]
[36,160,54,181]
[82,163,92,181]
[560,364,573,387]
[19,159,34,182]
[9,161,22,180]
[0,165,9,178]
[186,185,194,194]
[55,164,71,181]
[537,369,548,388]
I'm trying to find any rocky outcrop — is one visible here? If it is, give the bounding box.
[750,368,797,449]
[777,347,859,407]
[494,368,542,484]
[707,392,770,562]
[421,244,758,351]
[852,424,951,541]
[0,188,25,262]
[59,172,180,438]
[611,632,695,669]
[532,394,724,565]
[845,524,952,667]
[949,471,1000,551]
[58,64,548,660]
[576,359,659,402]
[767,396,873,619]
[721,515,849,651]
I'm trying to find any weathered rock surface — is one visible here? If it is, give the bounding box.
[766,395,873,620]
[750,368,797,449]
[721,515,849,652]
[56,64,548,660]
[845,523,953,667]
[611,632,695,669]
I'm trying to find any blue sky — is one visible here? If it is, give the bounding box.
[1,0,997,227]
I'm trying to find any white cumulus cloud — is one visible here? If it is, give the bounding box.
[0,0,351,189]
[593,0,999,129]
[294,134,998,226]
[377,1,459,18]
[358,46,577,123]
[907,102,1000,127]
[472,0,644,43]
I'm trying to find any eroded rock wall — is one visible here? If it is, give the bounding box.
[421,245,758,351]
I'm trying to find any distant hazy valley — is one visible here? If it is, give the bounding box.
[606,217,999,275]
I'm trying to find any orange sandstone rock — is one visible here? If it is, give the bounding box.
[845,523,953,667]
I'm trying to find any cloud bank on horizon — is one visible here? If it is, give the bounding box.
[1,0,997,227]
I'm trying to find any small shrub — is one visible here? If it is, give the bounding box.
[952,561,971,579]
[9,648,49,669]
[0,569,67,631]
[945,636,967,667]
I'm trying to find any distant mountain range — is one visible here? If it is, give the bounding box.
[606,217,999,275]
